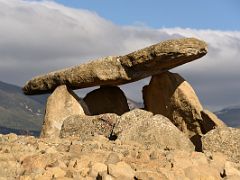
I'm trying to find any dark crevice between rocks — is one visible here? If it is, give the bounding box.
[96,174,102,180]
[198,116,208,135]
[220,169,226,178]
[108,130,118,141]
[190,134,203,152]
[109,134,118,141]
[108,124,118,141]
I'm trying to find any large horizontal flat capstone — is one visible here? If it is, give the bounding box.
[23,38,207,95]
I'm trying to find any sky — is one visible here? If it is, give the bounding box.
[55,0,240,30]
[0,0,240,111]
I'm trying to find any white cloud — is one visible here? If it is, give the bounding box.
[0,0,240,110]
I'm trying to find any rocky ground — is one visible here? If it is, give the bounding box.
[0,133,240,180]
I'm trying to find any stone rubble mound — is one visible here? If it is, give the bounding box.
[1,133,240,179]
[1,37,239,179]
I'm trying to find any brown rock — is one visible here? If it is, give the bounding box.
[42,167,66,178]
[143,71,203,138]
[108,161,135,179]
[224,161,240,177]
[135,171,168,180]
[0,133,18,143]
[0,160,21,179]
[167,150,193,170]
[21,154,59,175]
[113,109,195,151]
[227,175,240,180]
[84,86,129,115]
[19,176,32,180]
[158,168,186,180]
[113,109,153,137]
[202,127,240,163]
[99,172,114,180]
[23,38,207,95]
[40,85,89,138]
[201,109,226,133]
[105,153,121,165]
[184,165,220,180]
[89,162,107,178]
[2,131,240,180]
[60,113,118,140]
[208,152,227,174]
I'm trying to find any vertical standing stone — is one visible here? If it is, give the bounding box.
[84,86,129,115]
[143,71,204,138]
[40,85,89,138]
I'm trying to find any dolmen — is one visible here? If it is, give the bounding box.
[23,37,226,151]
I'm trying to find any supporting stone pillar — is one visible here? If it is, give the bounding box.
[84,86,129,116]
[143,71,203,138]
[40,85,89,138]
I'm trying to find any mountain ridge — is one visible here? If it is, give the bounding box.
[0,80,45,132]
[215,106,240,127]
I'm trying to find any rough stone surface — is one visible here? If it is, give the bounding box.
[201,109,226,133]
[135,171,168,180]
[0,133,238,179]
[202,127,240,163]
[183,165,220,180]
[105,153,121,165]
[40,85,89,138]
[23,38,207,95]
[89,162,107,178]
[113,109,195,151]
[61,109,195,152]
[84,86,129,115]
[143,71,204,138]
[224,161,240,177]
[60,114,118,140]
[108,161,135,179]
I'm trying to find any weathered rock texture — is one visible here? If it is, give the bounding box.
[23,38,207,95]
[1,133,239,179]
[202,127,240,163]
[84,86,129,115]
[113,109,195,151]
[40,85,89,138]
[60,113,118,141]
[60,109,194,151]
[143,71,203,138]
[201,109,226,133]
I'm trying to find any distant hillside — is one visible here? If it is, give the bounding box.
[0,126,40,136]
[215,106,240,128]
[0,81,47,132]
